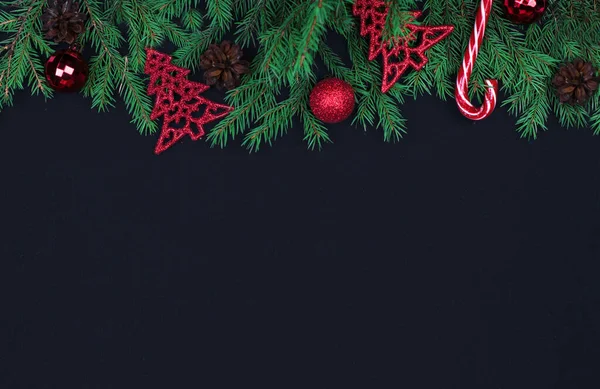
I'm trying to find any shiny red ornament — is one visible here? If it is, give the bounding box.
[44,48,88,92]
[309,78,355,124]
[503,0,547,24]
[145,49,234,155]
[353,1,453,93]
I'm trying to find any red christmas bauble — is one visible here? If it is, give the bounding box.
[45,49,88,92]
[503,0,547,24]
[309,78,355,124]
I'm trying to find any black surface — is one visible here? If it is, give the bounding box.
[2,51,600,387]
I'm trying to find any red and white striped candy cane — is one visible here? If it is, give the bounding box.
[455,0,498,120]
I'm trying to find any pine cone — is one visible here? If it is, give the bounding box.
[552,59,600,105]
[42,0,87,45]
[200,41,250,90]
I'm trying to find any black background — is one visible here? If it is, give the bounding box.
[2,33,600,387]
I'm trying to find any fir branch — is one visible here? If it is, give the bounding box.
[353,87,378,131]
[85,51,117,111]
[590,106,600,135]
[327,0,353,36]
[1,0,600,147]
[207,77,275,148]
[181,8,203,31]
[0,10,18,32]
[207,103,253,148]
[346,29,374,90]
[554,98,589,129]
[155,0,200,19]
[514,91,550,138]
[296,73,331,150]
[289,0,331,83]
[81,0,156,133]
[206,0,233,32]
[81,0,123,111]
[481,5,558,138]
[24,48,46,95]
[119,0,162,72]
[172,24,221,70]
[257,2,310,80]
[81,0,123,51]
[160,19,188,47]
[258,26,294,78]
[29,31,53,56]
[384,1,418,42]
[302,110,331,150]
[318,41,350,81]
[118,57,155,135]
[241,98,295,151]
[0,0,51,109]
[374,87,406,142]
[235,0,273,48]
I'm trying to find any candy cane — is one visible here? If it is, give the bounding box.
[455,0,498,120]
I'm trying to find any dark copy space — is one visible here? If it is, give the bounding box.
[1,29,600,388]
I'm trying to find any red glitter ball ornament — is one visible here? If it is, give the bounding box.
[503,0,547,24]
[44,48,88,92]
[309,78,355,124]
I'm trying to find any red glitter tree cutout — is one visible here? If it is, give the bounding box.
[353,0,389,61]
[144,49,233,155]
[353,1,454,93]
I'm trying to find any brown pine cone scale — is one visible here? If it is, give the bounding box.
[42,0,87,45]
[200,41,250,90]
[552,59,599,105]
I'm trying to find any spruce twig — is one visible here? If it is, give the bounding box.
[0,0,600,147]
[0,0,52,108]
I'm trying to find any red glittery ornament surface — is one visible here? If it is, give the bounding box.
[145,49,233,155]
[44,48,88,92]
[503,0,547,24]
[353,0,389,61]
[352,1,453,93]
[309,78,355,124]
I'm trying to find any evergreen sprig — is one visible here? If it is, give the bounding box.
[422,0,600,138]
[79,0,193,135]
[0,0,53,110]
[2,0,600,149]
[205,0,409,151]
[0,0,196,135]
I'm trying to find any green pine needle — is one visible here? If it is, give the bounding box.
[1,0,600,149]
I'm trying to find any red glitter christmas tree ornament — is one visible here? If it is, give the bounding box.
[352,0,389,61]
[353,2,453,93]
[144,49,233,155]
